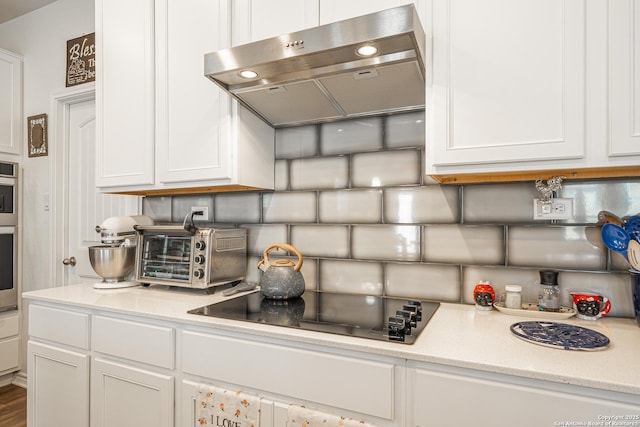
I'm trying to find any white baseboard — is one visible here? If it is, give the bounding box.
[12,370,27,388]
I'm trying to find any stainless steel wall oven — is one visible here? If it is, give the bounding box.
[0,161,17,311]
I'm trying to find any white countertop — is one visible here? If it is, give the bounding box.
[22,283,640,396]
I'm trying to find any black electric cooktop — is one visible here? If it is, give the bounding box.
[188,290,439,344]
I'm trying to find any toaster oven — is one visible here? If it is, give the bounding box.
[134,225,246,289]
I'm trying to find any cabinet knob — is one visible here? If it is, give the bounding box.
[63,256,77,266]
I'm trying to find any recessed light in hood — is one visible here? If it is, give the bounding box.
[204,4,426,128]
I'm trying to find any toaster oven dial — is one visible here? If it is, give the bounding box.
[193,269,205,279]
[194,255,206,265]
[195,241,206,250]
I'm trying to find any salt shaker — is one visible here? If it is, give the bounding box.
[504,284,522,309]
[538,270,560,312]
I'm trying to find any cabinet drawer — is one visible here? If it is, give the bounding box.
[92,315,175,369]
[0,336,19,372]
[182,331,395,420]
[29,304,90,349]
[0,312,18,339]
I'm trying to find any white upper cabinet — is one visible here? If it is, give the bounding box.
[0,49,22,156]
[427,0,588,175]
[426,0,640,181]
[155,0,231,184]
[96,0,155,187]
[610,0,640,158]
[96,0,274,194]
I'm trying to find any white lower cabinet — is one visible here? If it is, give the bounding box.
[27,341,90,427]
[181,329,398,423]
[27,301,640,427]
[91,358,174,427]
[0,311,20,374]
[408,363,640,427]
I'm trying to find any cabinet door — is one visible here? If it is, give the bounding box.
[155,0,234,184]
[232,0,319,45]
[27,341,90,427]
[96,0,155,187]
[409,367,640,427]
[0,311,19,373]
[610,0,640,157]
[91,358,174,427]
[0,49,22,155]
[427,0,588,174]
[319,0,424,24]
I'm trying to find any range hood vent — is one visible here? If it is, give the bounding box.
[204,4,426,128]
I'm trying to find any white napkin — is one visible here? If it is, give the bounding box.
[196,384,260,427]
[288,405,377,427]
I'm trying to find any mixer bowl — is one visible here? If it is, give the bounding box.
[89,245,136,282]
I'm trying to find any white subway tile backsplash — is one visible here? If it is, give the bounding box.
[319,259,383,295]
[290,156,349,190]
[274,160,288,191]
[214,193,260,223]
[508,226,606,270]
[291,225,349,258]
[172,195,215,223]
[423,225,504,265]
[385,263,461,301]
[263,192,317,223]
[142,112,640,319]
[464,183,538,223]
[352,225,421,261]
[562,181,640,224]
[352,149,421,187]
[242,224,288,256]
[386,111,425,149]
[320,117,383,155]
[384,186,460,224]
[275,126,318,159]
[319,189,382,223]
[143,197,172,223]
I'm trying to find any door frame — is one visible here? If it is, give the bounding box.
[49,83,96,287]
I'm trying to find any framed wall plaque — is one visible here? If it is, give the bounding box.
[66,33,95,87]
[27,114,48,157]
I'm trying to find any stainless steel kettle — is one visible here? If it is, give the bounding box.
[257,243,305,299]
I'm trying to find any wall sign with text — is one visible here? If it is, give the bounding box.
[66,33,95,87]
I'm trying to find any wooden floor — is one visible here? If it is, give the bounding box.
[0,384,26,427]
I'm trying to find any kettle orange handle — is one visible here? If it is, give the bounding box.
[260,243,304,272]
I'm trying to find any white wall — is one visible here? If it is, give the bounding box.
[0,0,94,381]
[0,0,94,293]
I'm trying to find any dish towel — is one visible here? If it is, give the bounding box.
[288,405,377,427]
[196,384,261,427]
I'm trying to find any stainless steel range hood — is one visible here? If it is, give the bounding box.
[204,4,426,128]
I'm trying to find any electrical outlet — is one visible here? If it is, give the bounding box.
[533,198,574,220]
[191,206,209,221]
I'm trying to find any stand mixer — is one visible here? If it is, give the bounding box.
[89,215,153,289]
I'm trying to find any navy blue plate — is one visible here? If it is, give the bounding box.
[510,321,610,351]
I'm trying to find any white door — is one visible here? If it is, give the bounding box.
[66,100,139,284]
[51,85,140,286]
